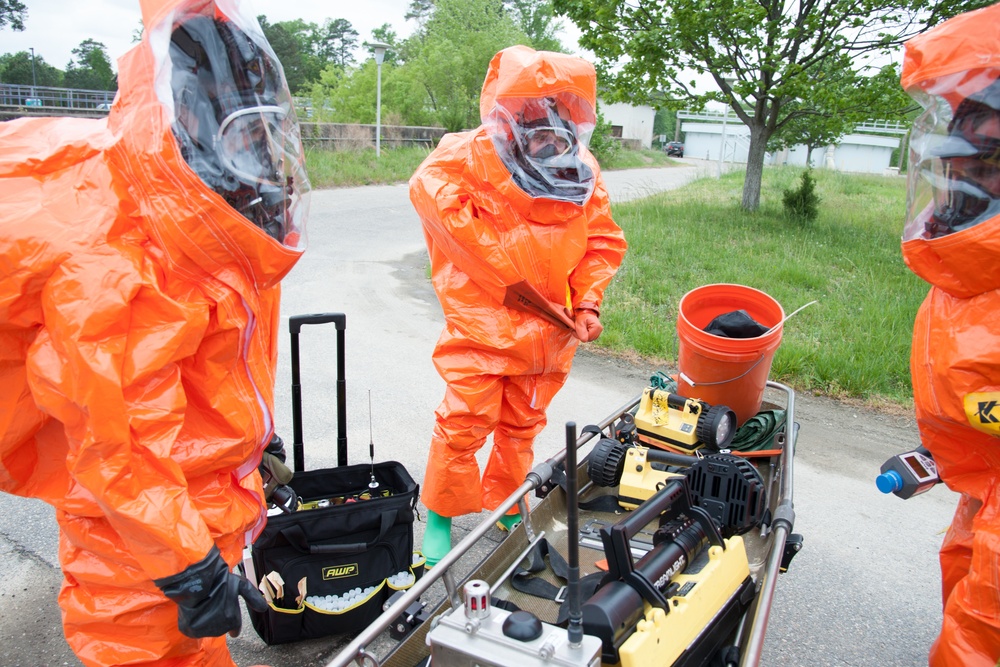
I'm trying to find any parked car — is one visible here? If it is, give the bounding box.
[665,141,684,157]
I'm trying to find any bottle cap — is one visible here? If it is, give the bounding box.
[876,470,904,494]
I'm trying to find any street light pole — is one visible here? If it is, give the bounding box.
[29,47,37,95]
[370,42,390,157]
[717,107,728,179]
[716,75,737,179]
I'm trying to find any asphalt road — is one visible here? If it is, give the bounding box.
[0,159,958,667]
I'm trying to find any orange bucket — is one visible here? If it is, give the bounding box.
[676,284,784,426]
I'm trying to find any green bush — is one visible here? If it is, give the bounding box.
[782,169,821,221]
[588,107,621,165]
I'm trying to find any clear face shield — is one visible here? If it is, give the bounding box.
[486,94,597,205]
[150,0,310,249]
[904,71,1000,241]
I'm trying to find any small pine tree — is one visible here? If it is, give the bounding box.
[782,169,821,221]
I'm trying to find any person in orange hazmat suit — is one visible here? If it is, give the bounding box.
[0,0,310,664]
[900,5,1000,665]
[409,45,627,566]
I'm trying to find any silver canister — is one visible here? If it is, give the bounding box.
[462,579,491,620]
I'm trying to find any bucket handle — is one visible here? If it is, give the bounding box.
[679,352,765,388]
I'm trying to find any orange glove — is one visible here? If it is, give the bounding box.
[574,308,603,342]
[502,280,575,329]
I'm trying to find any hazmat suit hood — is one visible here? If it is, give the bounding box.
[109,0,309,292]
[900,5,1000,298]
[480,45,598,206]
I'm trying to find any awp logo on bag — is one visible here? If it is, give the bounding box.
[964,393,1000,436]
[323,563,359,580]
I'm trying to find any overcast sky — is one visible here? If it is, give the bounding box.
[2,0,584,74]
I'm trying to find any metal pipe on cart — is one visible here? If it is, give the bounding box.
[321,396,640,667]
[740,381,796,667]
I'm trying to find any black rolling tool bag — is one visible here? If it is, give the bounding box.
[247,313,423,645]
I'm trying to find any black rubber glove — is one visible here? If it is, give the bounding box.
[154,546,268,638]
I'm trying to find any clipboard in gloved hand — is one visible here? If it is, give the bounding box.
[503,280,575,329]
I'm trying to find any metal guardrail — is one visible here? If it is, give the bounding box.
[0,83,115,112]
[852,119,908,135]
[677,108,907,135]
[677,109,747,122]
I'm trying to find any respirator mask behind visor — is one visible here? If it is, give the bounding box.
[905,76,1000,241]
[163,9,310,248]
[490,96,596,205]
[214,103,306,243]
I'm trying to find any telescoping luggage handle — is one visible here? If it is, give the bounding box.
[289,313,347,472]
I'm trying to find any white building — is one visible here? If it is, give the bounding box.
[680,111,752,162]
[678,111,905,175]
[599,100,656,149]
[774,131,903,174]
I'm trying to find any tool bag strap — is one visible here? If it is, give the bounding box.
[510,538,603,625]
[544,459,623,514]
[278,509,398,555]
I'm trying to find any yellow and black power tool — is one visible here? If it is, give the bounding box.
[633,387,737,454]
[581,471,761,667]
[588,436,767,530]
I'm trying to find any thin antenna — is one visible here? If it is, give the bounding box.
[565,421,583,647]
[368,390,379,489]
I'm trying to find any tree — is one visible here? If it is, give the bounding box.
[131,19,144,43]
[768,63,912,165]
[276,18,326,84]
[368,23,400,66]
[405,0,435,26]
[0,0,27,31]
[0,50,63,87]
[407,0,527,131]
[310,57,436,127]
[259,15,311,93]
[64,39,116,91]
[553,0,994,211]
[316,18,359,70]
[504,0,564,52]
[653,108,677,144]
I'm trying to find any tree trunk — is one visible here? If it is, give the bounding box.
[741,125,770,211]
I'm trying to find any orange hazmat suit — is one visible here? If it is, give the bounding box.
[0,0,309,665]
[901,5,1000,665]
[409,46,627,518]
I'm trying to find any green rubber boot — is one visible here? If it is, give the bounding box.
[495,513,522,533]
[422,510,452,569]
